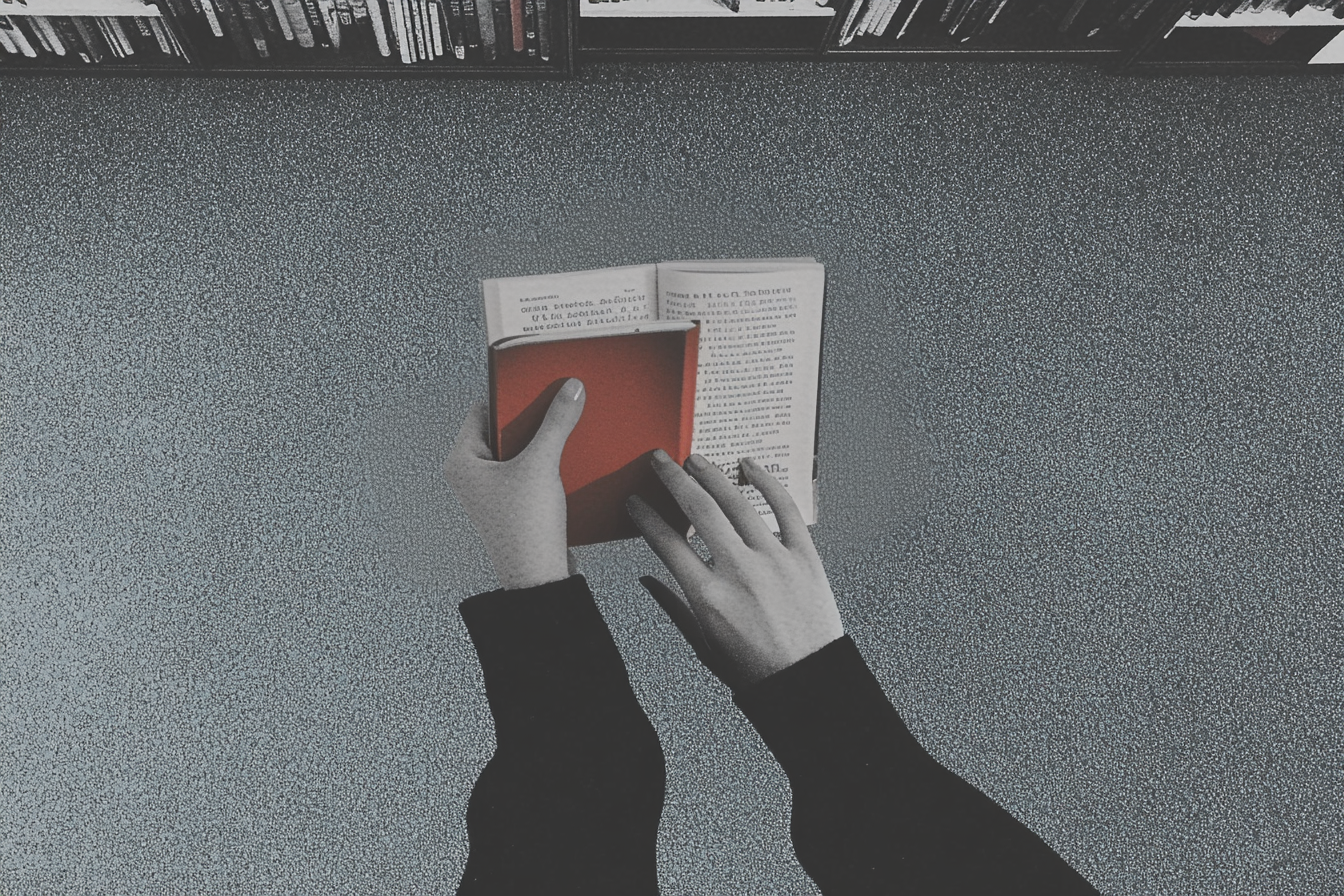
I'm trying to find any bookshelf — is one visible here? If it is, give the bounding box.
[0,0,1340,73]
[0,0,575,74]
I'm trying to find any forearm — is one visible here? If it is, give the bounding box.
[456,575,665,896]
[735,637,1098,896]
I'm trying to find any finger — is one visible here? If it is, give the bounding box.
[627,494,713,593]
[650,450,741,558]
[741,457,814,552]
[449,401,494,462]
[683,454,776,551]
[520,378,585,466]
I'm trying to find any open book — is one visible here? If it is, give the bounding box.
[483,258,825,544]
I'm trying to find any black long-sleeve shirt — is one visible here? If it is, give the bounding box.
[456,574,1099,896]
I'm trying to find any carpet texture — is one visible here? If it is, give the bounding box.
[1,61,1341,896]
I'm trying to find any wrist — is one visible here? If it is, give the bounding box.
[489,544,573,591]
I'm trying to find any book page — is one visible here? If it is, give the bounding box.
[657,262,825,530]
[482,264,659,344]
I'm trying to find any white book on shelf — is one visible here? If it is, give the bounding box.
[580,0,834,18]
[1175,6,1344,26]
[0,0,160,15]
[1309,28,1344,63]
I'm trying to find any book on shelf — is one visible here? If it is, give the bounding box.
[580,0,834,17]
[483,259,826,547]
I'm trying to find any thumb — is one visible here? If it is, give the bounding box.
[522,378,585,465]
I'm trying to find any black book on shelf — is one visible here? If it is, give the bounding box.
[535,0,549,58]
[72,16,111,61]
[296,0,333,47]
[51,16,96,61]
[523,0,536,54]
[252,0,289,41]
[210,0,259,59]
[154,0,203,59]
[491,0,510,53]
[463,0,482,55]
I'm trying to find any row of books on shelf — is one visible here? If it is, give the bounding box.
[0,9,182,58]
[834,0,1340,43]
[0,0,555,63]
[835,0,1182,42]
[1182,0,1343,19]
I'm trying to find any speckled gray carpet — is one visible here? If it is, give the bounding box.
[1,62,1342,896]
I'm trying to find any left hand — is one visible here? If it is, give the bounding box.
[444,378,585,590]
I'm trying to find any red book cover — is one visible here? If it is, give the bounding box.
[489,323,700,546]
[509,0,522,51]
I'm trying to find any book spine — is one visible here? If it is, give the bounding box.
[411,0,428,58]
[296,0,331,47]
[333,0,354,29]
[13,17,51,55]
[122,14,157,52]
[462,0,480,55]
[473,0,493,59]
[404,0,420,57]
[25,14,57,54]
[445,0,462,57]
[361,0,390,54]
[315,0,340,48]
[96,17,125,56]
[403,0,420,57]
[680,324,700,463]
[72,16,109,61]
[522,0,535,55]
[276,0,314,45]
[491,0,509,55]
[387,0,410,60]
[0,18,22,56]
[145,14,175,52]
[258,0,294,41]
[197,0,226,37]
[228,0,271,55]
[209,0,256,59]
[534,0,547,59]
[508,0,521,51]
[50,16,94,61]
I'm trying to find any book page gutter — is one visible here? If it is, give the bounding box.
[659,268,824,531]
[484,265,659,343]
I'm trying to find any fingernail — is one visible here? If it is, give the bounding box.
[653,449,671,464]
[565,378,584,401]
[686,454,707,472]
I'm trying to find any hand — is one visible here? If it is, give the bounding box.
[445,378,585,590]
[626,451,843,690]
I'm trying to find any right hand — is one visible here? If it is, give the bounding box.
[626,450,843,690]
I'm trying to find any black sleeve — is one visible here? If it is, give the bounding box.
[455,575,665,896]
[734,636,1100,896]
